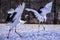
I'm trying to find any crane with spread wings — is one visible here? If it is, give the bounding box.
[25,1,53,23]
[6,2,26,38]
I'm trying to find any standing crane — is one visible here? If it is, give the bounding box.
[6,2,26,38]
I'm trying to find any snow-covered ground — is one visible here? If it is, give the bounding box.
[0,24,60,40]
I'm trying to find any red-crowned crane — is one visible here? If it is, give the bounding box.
[25,1,53,23]
[6,2,26,38]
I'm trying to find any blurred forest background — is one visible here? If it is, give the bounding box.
[0,0,60,24]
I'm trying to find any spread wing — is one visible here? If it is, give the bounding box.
[14,2,25,19]
[25,8,44,22]
[6,2,25,27]
[13,2,25,24]
[40,1,53,16]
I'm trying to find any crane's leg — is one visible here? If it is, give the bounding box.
[42,24,45,31]
[38,24,45,32]
[7,28,12,39]
[15,26,22,38]
[7,26,14,39]
[7,26,22,39]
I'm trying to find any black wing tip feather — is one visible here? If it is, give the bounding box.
[6,12,17,23]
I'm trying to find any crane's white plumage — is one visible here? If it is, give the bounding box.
[6,2,26,38]
[40,2,53,21]
[25,1,53,23]
[25,8,44,22]
[7,2,26,26]
[6,2,26,30]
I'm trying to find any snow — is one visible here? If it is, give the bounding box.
[0,24,60,40]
